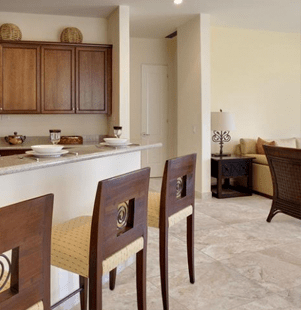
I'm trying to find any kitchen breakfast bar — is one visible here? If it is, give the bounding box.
[0,143,161,307]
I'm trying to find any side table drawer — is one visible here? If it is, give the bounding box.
[222,161,249,177]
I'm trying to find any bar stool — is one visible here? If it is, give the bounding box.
[51,167,150,310]
[112,154,197,310]
[0,194,54,310]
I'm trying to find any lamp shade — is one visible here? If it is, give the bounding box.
[211,111,235,131]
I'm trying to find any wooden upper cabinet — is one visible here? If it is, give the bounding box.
[0,41,112,114]
[0,43,40,113]
[41,45,75,113]
[76,47,112,114]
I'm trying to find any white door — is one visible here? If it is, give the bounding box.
[141,64,168,177]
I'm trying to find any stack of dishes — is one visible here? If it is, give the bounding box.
[102,138,130,147]
[26,145,69,158]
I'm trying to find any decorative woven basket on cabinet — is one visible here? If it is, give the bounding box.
[60,27,83,43]
[0,23,22,41]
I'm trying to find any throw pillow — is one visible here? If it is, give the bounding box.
[256,137,276,154]
[240,138,257,154]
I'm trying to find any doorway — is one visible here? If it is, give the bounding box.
[141,64,168,177]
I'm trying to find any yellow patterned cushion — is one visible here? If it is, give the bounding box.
[103,237,143,273]
[168,205,193,227]
[148,191,193,228]
[27,302,44,310]
[51,216,144,277]
[148,192,161,228]
[51,216,91,277]
[0,272,44,310]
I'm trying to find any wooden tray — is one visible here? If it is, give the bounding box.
[59,136,83,145]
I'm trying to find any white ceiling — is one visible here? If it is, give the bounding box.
[0,0,300,38]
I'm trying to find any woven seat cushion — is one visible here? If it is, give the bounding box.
[0,273,44,310]
[51,216,144,277]
[27,302,44,310]
[148,192,193,228]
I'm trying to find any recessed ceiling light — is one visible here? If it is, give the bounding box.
[174,0,183,4]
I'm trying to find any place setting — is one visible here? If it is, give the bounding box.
[99,138,132,148]
[97,126,136,148]
[25,145,69,158]
[23,129,68,158]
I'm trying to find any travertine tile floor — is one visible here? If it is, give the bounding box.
[71,178,301,309]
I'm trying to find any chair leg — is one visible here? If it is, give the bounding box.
[187,214,195,284]
[160,225,169,310]
[136,247,147,310]
[79,276,88,310]
[109,268,117,290]
[266,202,279,222]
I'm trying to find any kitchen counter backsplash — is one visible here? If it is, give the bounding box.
[0,135,108,149]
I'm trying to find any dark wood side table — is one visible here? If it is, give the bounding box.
[211,156,255,198]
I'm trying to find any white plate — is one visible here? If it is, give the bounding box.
[31,144,64,154]
[103,138,128,145]
[99,142,131,147]
[26,150,69,158]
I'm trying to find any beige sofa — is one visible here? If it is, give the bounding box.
[235,138,301,197]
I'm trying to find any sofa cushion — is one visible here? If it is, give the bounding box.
[274,138,296,148]
[256,137,276,154]
[234,144,242,156]
[244,154,268,165]
[240,138,256,155]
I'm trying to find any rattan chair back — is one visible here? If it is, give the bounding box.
[264,145,301,222]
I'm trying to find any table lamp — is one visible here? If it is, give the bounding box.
[211,109,235,157]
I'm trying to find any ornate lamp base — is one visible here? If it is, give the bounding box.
[212,130,232,157]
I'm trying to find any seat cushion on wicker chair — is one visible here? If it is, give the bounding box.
[51,216,144,277]
[148,192,193,228]
[0,272,44,310]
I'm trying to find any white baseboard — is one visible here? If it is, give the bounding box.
[195,191,212,200]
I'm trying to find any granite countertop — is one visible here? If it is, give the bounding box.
[0,143,162,176]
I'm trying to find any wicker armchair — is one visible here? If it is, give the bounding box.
[264,145,301,222]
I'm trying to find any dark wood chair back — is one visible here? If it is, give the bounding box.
[161,153,197,221]
[0,194,54,310]
[264,145,301,221]
[89,167,150,306]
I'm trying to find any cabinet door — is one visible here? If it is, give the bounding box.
[76,47,112,114]
[41,45,75,113]
[0,43,40,113]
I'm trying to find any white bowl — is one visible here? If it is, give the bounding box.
[31,145,64,154]
[104,138,128,145]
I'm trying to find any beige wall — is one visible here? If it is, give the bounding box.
[211,27,301,154]
[0,12,109,137]
[130,37,177,158]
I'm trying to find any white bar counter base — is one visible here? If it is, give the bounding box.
[0,143,161,309]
